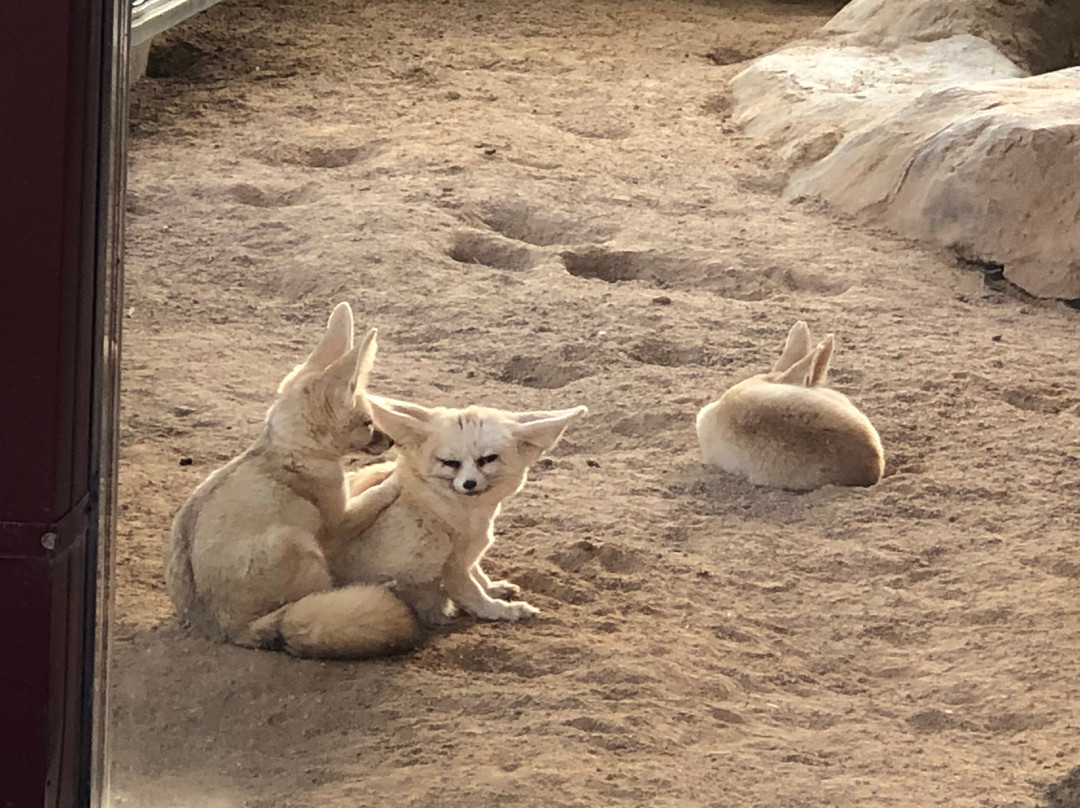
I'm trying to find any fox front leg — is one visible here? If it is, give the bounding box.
[460,527,522,600]
[335,474,399,539]
[345,460,396,498]
[442,560,538,621]
[470,564,521,600]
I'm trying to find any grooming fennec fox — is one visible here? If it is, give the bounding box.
[333,398,587,627]
[696,321,883,491]
[164,302,420,658]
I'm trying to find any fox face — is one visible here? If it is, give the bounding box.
[424,412,526,498]
[369,397,587,503]
[268,303,392,459]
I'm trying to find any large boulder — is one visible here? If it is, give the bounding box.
[824,0,994,40]
[824,0,1080,76]
[730,34,1023,166]
[786,69,1080,299]
[728,0,1080,299]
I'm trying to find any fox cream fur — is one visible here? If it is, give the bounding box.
[164,302,420,658]
[696,321,883,491]
[332,399,587,627]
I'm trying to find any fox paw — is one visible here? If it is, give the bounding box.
[485,579,522,600]
[500,600,539,622]
[346,462,396,497]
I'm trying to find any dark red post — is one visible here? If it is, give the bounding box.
[0,0,127,804]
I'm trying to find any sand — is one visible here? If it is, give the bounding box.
[110,1,1080,805]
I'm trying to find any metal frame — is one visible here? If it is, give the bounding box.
[0,0,128,803]
[131,0,226,46]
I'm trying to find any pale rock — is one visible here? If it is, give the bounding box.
[823,0,1080,76]
[728,0,1080,298]
[786,68,1080,299]
[824,0,993,42]
[730,35,1024,167]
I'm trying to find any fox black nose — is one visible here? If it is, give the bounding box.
[363,427,393,454]
[462,479,477,491]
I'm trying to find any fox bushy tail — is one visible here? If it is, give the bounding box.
[246,584,421,659]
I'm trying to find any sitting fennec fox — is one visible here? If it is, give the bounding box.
[164,302,420,658]
[332,398,587,627]
[696,321,884,491]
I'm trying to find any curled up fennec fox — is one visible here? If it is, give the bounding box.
[165,302,420,659]
[696,320,884,491]
[334,398,588,628]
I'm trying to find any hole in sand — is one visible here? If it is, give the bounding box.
[225,183,320,208]
[562,247,851,299]
[562,249,653,283]
[626,337,722,368]
[611,411,688,441]
[252,140,385,169]
[447,231,537,271]
[497,348,593,389]
[478,200,616,247]
[1001,385,1079,415]
[549,540,645,574]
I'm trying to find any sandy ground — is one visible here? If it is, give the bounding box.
[110,1,1080,806]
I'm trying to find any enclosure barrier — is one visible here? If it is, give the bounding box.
[130,0,226,77]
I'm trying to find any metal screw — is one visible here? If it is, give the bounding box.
[41,532,57,550]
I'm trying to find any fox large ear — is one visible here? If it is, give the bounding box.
[307,302,355,371]
[771,320,812,373]
[509,406,588,463]
[776,335,833,387]
[354,328,378,391]
[278,303,355,393]
[320,328,377,409]
[808,334,834,387]
[368,395,435,447]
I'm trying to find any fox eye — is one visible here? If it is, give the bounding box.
[438,458,461,469]
[477,454,499,467]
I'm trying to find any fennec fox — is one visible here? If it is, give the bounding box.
[332,399,587,627]
[696,321,883,491]
[164,302,420,658]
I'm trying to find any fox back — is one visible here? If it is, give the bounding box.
[164,302,402,652]
[696,321,884,491]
